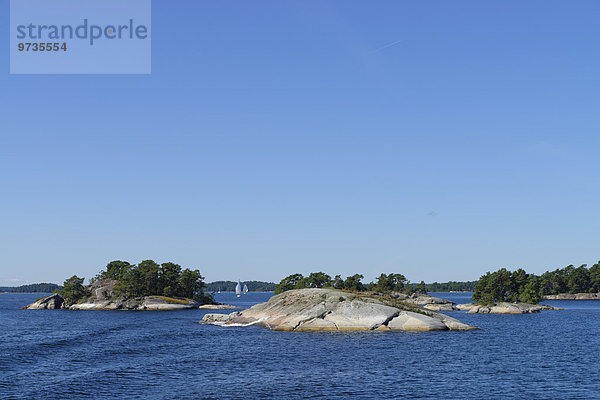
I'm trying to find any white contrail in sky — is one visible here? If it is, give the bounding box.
[367,39,403,54]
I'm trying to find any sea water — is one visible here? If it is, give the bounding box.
[1,292,599,399]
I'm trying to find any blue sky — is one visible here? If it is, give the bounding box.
[1,1,599,285]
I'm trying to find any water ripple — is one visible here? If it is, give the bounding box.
[2,293,600,399]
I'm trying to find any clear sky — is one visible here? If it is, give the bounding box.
[1,1,599,286]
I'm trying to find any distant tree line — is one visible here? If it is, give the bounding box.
[59,260,211,306]
[206,281,276,292]
[0,283,61,293]
[538,263,600,295]
[275,272,427,295]
[425,281,477,292]
[473,261,600,305]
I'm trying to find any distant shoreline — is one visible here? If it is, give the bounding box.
[0,292,54,294]
[429,291,473,293]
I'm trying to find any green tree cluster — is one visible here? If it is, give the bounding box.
[90,260,210,301]
[59,275,89,306]
[473,262,600,305]
[539,263,600,295]
[274,272,336,293]
[472,268,547,305]
[275,272,425,295]
[425,281,477,292]
[370,273,407,292]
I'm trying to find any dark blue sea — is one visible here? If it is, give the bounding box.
[2,292,600,400]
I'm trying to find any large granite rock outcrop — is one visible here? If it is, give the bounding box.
[456,302,561,314]
[200,288,478,332]
[69,295,199,310]
[89,279,118,300]
[405,294,455,306]
[423,303,458,311]
[392,293,457,311]
[199,304,242,310]
[24,294,65,309]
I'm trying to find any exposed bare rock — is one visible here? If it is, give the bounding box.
[27,294,199,311]
[405,295,455,306]
[323,301,399,331]
[89,279,118,300]
[296,318,338,331]
[436,314,478,331]
[423,303,458,311]
[200,288,478,332]
[70,300,119,310]
[543,293,600,300]
[400,294,459,311]
[69,296,199,310]
[200,313,235,325]
[141,296,199,310]
[199,304,242,310]
[387,311,448,331]
[457,302,562,314]
[23,294,64,309]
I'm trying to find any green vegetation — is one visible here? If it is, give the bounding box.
[343,274,365,291]
[274,272,427,295]
[0,283,61,293]
[425,281,477,292]
[205,281,276,292]
[275,274,307,294]
[71,259,212,303]
[155,296,192,304]
[370,273,407,292]
[473,261,600,305]
[539,263,600,294]
[59,275,89,306]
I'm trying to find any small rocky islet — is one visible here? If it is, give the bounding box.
[201,288,479,332]
[401,292,562,314]
[456,302,561,314]
[24,279,212,311]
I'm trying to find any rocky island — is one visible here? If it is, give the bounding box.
[24,259,214,311]
[25,279,203,310]
[370,292,562,314]
[201,288,478,331]
[455,302,561,314]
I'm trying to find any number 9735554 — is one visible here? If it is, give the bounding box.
[17,42,67,51]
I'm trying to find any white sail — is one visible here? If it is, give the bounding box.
[243,284,248,294]
[235,281,242,297]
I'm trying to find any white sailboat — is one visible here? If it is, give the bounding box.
[243,284,248,294]
[235,281,242,297]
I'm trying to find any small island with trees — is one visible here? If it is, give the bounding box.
[25,260,214,310]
